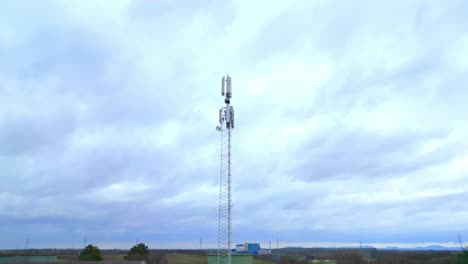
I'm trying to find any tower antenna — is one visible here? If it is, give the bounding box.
[216,75,234,264]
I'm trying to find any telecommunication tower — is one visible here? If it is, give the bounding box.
[216,75,234,264]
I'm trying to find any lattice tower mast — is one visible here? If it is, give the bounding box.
[216,75,234,264]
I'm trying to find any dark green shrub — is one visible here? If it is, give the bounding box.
[79,244,103,261]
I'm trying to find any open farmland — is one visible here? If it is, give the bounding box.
[0,248,462,264]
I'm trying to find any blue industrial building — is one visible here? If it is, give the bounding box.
[233,242,261,255]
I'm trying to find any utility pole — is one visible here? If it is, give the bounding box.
[216,75,234,264]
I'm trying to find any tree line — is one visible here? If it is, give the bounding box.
[80,242,166,263]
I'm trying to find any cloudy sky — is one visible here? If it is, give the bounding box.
[1,0,468,249]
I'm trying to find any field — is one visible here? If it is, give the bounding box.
[166,253,206,264]
[253,259,275,264]
[0,248,462,264]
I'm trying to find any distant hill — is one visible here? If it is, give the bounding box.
[282,246,375,249]
[384,245,462,251]
[280,245,462,251]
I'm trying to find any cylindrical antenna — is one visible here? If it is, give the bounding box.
[226,75,232,98]
[221,76,226,96]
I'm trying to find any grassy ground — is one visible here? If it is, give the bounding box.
[168,254,272,264]
[253,259,274,264]
[59,252,337,264]
[102,254,127,261]
[166,253,206,264]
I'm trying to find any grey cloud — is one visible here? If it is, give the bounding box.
[0,113,75,156]
[295,129,455,180]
